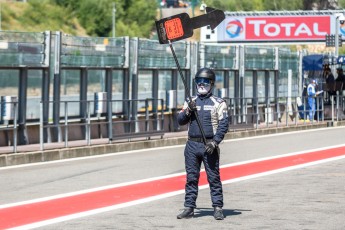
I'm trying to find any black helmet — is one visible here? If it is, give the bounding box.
[195,67,215,82]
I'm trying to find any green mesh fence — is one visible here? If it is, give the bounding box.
[0,31,45,67]
[138,39,188,69]
[0,31,301,75]
[245,46,275,69]
[204,45,237,69]
[278,49,299,97]
[61,35,126,67]
[279,49,299,71]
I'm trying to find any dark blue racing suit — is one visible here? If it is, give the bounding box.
[177,92,229,209]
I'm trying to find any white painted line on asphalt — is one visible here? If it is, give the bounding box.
[1,125,345,170]
[2,143,345,210]
[220,154,345,185]
[0,170,186,209]
[220,143,345,167]
[223,125,345,143]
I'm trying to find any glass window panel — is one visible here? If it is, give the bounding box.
[60,69,80,117]
[214,71,224,97]
[159,70,171,95]
[61,70,80,96]
[88,69,105,116]
[88,69,104,96]
[138,70,152,110]
[177,71,186,107]
[244,71,253,98]
[257,71,265,103]
[27,70,42,97]
[0,70,19,97]
[278,71,288,98]
[0,70,19,123]
[269,71,275,101]
[112,70,123,96]
[292,72,299,97]
[27,70,43,120]
[229,71,235,98]
[159,70,171,110]
[112,70,124,114]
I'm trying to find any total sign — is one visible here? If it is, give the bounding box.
[210,15,338,43]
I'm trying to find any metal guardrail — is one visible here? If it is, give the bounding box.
[2,95,345,153]
[39,98,165,151]
[223,95,344,131]
[329,95,345,121]
[108,98,165,141]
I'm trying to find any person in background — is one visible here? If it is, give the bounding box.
[336,67,345,95]
[177,67,229,220]
[324,67,335,103]
[307,79,318,121]
[336,67,345,82]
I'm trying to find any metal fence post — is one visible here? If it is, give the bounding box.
[107,97,113,143]
[331,95,334,123]
[87,101,91,146]
[336,95,339,121]
[294,97,298,126]
[13,102,18,153]
[64,101,68,148]
[255,98,259,129]
[239,45,245,123]
[131,38,139,133]
[286,97,288,126]
[160,99,164,132]
[145,99,149,132]
[53,31,62,143]
[40,102,44,151]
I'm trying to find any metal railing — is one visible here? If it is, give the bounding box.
[329,95,345,122]
[39,98,165,151]
[2,95,345,153]
[224,95,340,131]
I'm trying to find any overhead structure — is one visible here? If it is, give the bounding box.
[201,10,345,44]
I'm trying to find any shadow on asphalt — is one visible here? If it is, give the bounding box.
[194,207,248,218]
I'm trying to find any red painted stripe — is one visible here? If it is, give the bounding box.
[0,146,344,229]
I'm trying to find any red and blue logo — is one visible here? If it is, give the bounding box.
[225,19,244,38]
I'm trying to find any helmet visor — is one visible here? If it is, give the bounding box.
[195,77,211,86]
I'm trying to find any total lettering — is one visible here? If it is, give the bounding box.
[248,20,327,37]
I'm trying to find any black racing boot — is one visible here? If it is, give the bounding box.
[214,207,224,220]
[177,207,194,219]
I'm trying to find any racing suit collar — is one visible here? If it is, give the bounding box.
[197,91,213,98]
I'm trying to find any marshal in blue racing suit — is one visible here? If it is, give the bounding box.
[176,68,229,220]
[307,80,317,120]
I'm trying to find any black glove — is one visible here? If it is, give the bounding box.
[205,141,217,154]
[187,100,197,112]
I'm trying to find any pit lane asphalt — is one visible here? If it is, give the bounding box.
[1,126,344,229]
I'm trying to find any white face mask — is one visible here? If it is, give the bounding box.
[197,84,211,95]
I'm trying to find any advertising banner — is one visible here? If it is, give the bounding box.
[211,15,343,44]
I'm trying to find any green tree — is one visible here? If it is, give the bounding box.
[339,0,345,7]
[204,0,264,11]
[262,0,303,10]
[53,0,157,38]
[17,0,81,35]
[119,0,157,37]
[76,0,114,36]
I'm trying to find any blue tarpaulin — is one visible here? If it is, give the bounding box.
[302,54,325,71]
